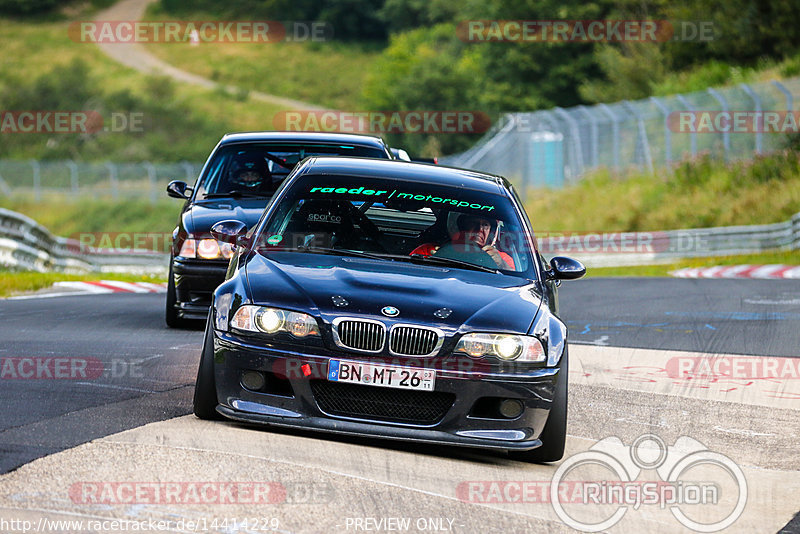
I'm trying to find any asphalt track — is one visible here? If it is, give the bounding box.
[0,278,798,533]
[561,277,800,357]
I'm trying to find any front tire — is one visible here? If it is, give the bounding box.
[193,313,221,420]
[510,347,568,463]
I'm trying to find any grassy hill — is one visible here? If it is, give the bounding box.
[0,10,285,162]
[144,2,379,111]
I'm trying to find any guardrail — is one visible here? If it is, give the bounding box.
[540,212,800,267]
[0,208,93,273]
[0,208,167,275]
[0,208,797,273]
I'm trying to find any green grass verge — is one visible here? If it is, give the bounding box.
[524,151,800,232]
[587,250,800,277]
[0,271,166,298]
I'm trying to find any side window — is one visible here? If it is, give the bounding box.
[196,153,227,196]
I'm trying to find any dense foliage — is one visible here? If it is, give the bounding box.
[0,58,221,161]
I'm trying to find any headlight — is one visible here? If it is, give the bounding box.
[231,306,320,338]
[178,238,234,259]
[454,333,545,363]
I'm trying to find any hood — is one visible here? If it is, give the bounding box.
[185,198,268,235]
[244,252,542,334]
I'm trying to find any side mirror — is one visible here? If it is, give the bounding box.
[211,220,248,246]
[390,147,411,161]
[550,256,586,280]
[167,180,191,199]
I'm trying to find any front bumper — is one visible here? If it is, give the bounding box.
[212,330,563,452]
[172,258,228,320]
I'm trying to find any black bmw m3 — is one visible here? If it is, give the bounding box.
[193,157,585,462]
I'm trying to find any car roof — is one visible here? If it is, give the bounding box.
[297,156,508,195]
[219,131,389,149]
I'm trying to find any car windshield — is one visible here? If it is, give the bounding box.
[194,143,388,199]
[254,173,536,277]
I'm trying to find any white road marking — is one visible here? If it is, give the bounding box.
[713,426,776,437]
[73,382,156,393]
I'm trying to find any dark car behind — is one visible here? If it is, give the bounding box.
[165,131,393,327]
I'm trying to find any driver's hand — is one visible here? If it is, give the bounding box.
[482,245,510,269]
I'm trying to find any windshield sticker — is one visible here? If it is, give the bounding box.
[308,186,495,211]
[266,235,283,245]
[307,213,342,223]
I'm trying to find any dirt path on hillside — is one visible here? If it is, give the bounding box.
[93,0,325,110]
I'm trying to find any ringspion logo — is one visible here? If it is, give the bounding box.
[550,434,746,532]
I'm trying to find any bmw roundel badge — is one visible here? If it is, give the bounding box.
[381,306,400,317]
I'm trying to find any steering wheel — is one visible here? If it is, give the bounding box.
[433,241,498,269]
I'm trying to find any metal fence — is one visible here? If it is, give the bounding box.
[442,77,800,190]
[0,160,204,202]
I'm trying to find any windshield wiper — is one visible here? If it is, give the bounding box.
[286,246,387,260]
[202,190,272,199]
[272,246,499,273]
[408,253,499,273]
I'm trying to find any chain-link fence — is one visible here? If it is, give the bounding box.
[0,160,204,202]
[442,78,800,191]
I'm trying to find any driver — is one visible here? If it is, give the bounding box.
[451,214,514,269]
[409,214,514,270]
[228,155,270,190]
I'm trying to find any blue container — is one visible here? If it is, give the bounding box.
[529,132,564,188]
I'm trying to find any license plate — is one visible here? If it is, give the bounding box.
[327,359,435,391]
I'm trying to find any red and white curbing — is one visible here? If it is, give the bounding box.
[54,280,167,294]
[671,264,800,279]
[8,280,166,300]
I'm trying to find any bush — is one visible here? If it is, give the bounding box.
[0,0,61,15]
[361,24,489,156]
[0,59,223,161]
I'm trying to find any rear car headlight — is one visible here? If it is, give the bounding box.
[231,306,320,338]
[178,238,234,259]
[454,333,545,363]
